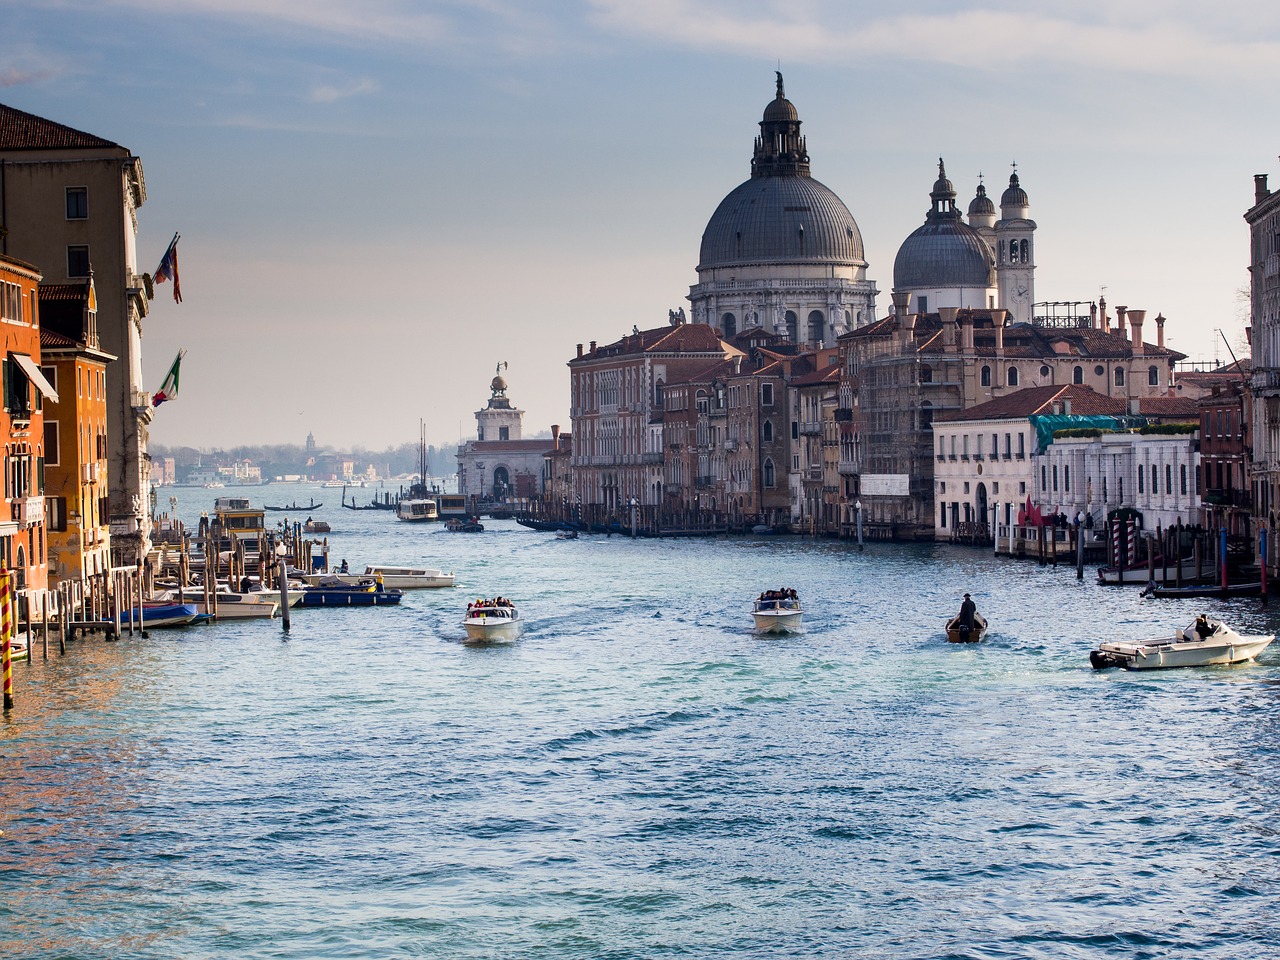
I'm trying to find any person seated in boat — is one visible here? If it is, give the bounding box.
[339,559,349,574]
[240,575,252,593]
[1194,614,1214,639]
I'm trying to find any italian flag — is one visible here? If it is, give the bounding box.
[152,349,186,407]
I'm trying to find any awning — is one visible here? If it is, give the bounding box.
[10,353,59,403]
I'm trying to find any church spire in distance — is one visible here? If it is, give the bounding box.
[751,72,810,179]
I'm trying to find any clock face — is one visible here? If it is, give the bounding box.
[1012,284,1029,303]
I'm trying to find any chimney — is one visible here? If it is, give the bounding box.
[991,309,1007,356]
[551,424,560,446]
[1127,309,1146,357]
[1063,398,1072,415]
[1155,313,1165,349]
[958,312,975,353]
[899,310,917,344]
[1256,174,1271,205]
[1052,402,1062,415]
[1090,302,1098,329]
[1115,305,1127,339]
[732,355,742,374]
[589,340,597,353]
[938,306,960,352]
[576,343,584,358]
[892,291,911,316]
[1099,296,1109,333]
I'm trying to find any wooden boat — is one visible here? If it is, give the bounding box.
[752,595,802,633]
[1149,581,1263,599]
[303,519,331,533]
[1097,559,1196,585]
[945,612,988,643]
[445,518,484,533]
[298,577,402,607]
[1090,619,1274,670]
[463,601,523,643]
[264,501,321,512]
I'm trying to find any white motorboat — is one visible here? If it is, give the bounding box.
[305,565,455,589]
[1090,618,1275,670]
[463,601,523,643]
[157,589,281,619]
[752,595,803,633]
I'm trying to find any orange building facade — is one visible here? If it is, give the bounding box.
[39,281,114,583]
[0,254,54,593]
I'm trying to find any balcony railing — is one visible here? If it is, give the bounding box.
[12,496,44,528]
[799,421,823,435]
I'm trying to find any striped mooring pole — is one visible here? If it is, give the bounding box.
[2,568,14,711]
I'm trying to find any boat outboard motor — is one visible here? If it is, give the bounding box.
[1090,650,1122,670]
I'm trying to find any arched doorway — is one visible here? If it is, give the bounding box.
[975,482,988,532]
[721,313,737,337]
[785,310,798,341]
[492,466,510,498]
[808,310,825,344]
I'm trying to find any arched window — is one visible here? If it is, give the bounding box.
[1148,366,1159,386]
[1040,365,1052,383]
[1008,366,1019,386]
[920,364,934,384]
[920,401,933,430]
[763,458,776,488]
[785,310,798,341]
[721,313,736,337]
[763,420,774,442]
[1019,239,1029,262]
[1073,365,1083,384]
[654,379,665,407]
[1114,367,1125,386]
[981,365,991,387]
[807,310,825,344]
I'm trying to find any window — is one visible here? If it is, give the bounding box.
[785,311,798,341]
[1073,365,1083,384]
[1052,465,1058,491]
[764,459,776,487]
[761,383,773,406]
[1017,433,1025,458]
[981,365,991,387]
[791,421,798,440]
[763,420,773,442]
[477,426,484,441]
[44,421,59,466]
[1040,365,1051,379]
[1064,465,1070,491]
[1138,466,1144,493]
[1148,366,1159,386]
[48,496,68,533]
[1180,464,1187,494]
[1166,464,1173,494]
[1094,365,1104,376]
[991,433,998,457]
[1008,366,1019,386]
[721,313,736,337]
[67,245,90,278]
[498,426,509,441]
[1041,465,1048,490]
[808,310,825,344]
[940,503,947,528]
[66,187,88,220]
[1004,433,1011,459]
[1114,367,1125,386]
[918,296,928,314]
[919,365,933,384]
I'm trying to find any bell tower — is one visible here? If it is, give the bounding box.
[995,166,1037,324]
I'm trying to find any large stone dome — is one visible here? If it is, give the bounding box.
[699,175,865,269]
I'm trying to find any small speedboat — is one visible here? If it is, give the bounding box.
[299,576,403,607]
[945,612,988,643]
[1090,619,1274,670]
[752,595,803,633]
[304,519,331,533]
[463,601,523,643]
[305,565,455,589]
[555,529,578,540]
[155,590,281,619]
[110,602,201,629]
[445,518,485,533]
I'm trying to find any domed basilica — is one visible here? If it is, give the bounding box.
[690,74,879,346]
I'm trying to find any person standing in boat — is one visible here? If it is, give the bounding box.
[957,593,977,639]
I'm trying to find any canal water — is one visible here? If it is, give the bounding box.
[3,485,1280,959]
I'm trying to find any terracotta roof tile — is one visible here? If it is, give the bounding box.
[935,384,1128,422]
[0,103,120,150]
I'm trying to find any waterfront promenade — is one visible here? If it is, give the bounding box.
[3,486,1279,958]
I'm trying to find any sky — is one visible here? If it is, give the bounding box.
[2,0,1278,451]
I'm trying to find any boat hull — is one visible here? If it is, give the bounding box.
[752,609,803,633]
[1097,561,1196,585]
[112,603,201,629]
[463,619,523,643]
[298,590,403,607]
[945,613,988,643]
[1091,631,1274,670]
[305,571,455,589]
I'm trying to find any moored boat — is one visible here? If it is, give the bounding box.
[555,529,578,540]
[110,602,202,629]
[1097,559,1196,586]
[445,517,485,533]
[396,499,439,522]
[156,590,280,619]
[463,599,523,643]
[304,518,331,533]
[305,565,455,589]
[298,577,402,607]
[1090,618,1274,670]
[752,590,803,633]
[264,500,322,512]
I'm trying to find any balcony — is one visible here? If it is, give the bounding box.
[1203,488,1251,508]
[641,452,664,464]
[724,439,738,452]
[81,461,101,484]
[834,408,854,423]
[695,475,715,488]
[1254,368,1280,392]
[839,459,859,476]
[799,420,823,436]
[13,496,44,529]
[806,466,823,481]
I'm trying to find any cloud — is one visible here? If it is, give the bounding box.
[0,67,56,87]
[310,77,380,104]
[586,0,1280,81]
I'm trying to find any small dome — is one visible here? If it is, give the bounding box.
[931,158,954,199]
[764,96,798,122]
[491,375,507,393]
[968,183,995,216]
[894,219,996,291]
[1001,172,1029,207]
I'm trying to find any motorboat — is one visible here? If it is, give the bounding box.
[305,565,455,589]
[304,519,331,533]
[156,590,280,619]
[945,612,988,643]
[298,576,402,607]
[555,529,578,540]
[1090,618,1274,670]
[463,601,523,643]
[752,594,803,633]
[445,518,484,533]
